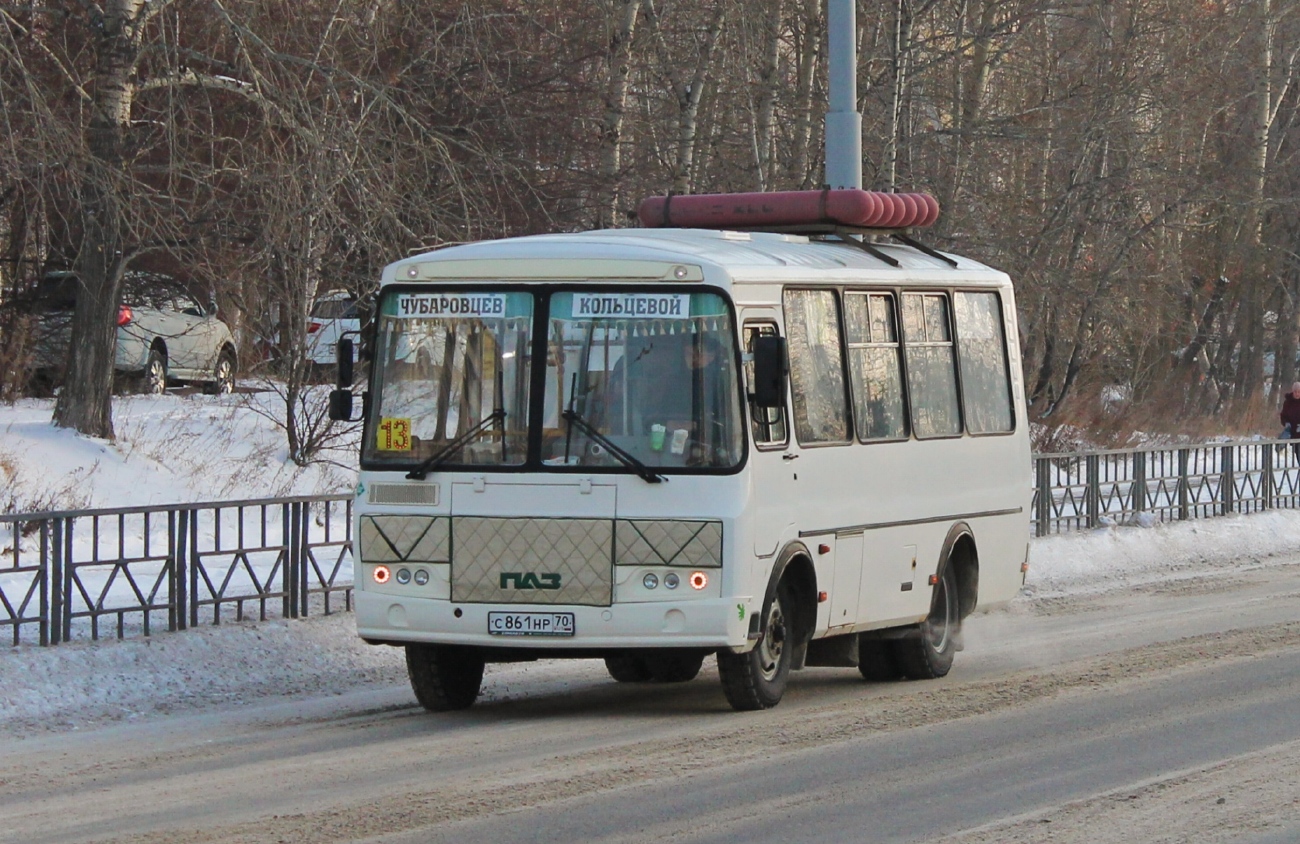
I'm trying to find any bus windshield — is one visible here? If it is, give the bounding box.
[365,291,534,469]
[362,288,744,472]
[544,291,743,470]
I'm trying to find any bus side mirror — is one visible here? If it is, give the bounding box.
[336,337,354,386]
[751,335,788,408]
[328,389,353,421]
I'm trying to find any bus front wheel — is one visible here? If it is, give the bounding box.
[717,578,794,710]
[406,644,485,711]
[891,564,958,680]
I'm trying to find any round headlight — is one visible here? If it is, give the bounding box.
[664,572,680,589]
[413,569,429,586]
[642,573,659,589]
[396,568,412,584]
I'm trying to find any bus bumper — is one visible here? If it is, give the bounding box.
[355,592,754,650]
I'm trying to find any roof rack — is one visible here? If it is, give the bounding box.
[701,223,959,270]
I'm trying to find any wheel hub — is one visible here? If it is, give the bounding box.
[757,597,786,681]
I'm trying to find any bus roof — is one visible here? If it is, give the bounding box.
[389,228,1007,286]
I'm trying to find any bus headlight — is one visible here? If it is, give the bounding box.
[664,572,680,589]
[689,571,708,590]
[643,573,659,589]
[373,565,391,584]
[414,569,429,586]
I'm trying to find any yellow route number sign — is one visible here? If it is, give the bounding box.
[377,417,412,451]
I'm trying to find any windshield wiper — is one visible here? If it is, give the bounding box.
[405,409,505,480]
[561,409,665,484]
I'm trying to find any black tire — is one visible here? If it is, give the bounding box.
[139,349,167,395]
[717,577,794,710]
[856,636,902,681]
[643,651,705,683]
[204,350,236,395]
[405,644,485,711]
[604,653,653,683]
[891,564,959,680]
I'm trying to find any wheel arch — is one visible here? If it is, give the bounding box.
[763,541,818,668]
[938,522,979,621]
[218,342,238,370]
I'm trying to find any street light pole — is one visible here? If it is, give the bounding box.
[825,0,862,190]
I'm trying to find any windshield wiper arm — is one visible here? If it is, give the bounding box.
[561,409,665,484]
[406,409,505,480]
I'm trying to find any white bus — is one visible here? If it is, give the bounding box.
[331,207,1031,711]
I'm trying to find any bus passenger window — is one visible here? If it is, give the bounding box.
[902,293,961,437]
[954,291,1014,433]
[782,289,850,444]
[744,322,788,445]
[844,293,907,440]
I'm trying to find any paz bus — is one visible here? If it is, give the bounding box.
[329,189,1031,711]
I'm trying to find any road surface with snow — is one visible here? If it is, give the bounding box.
[3,511,1300,843]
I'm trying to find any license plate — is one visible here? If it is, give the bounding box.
[487,611,575,637]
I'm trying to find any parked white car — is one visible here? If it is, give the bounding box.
[26,272,238,395]
[306,290,362,367]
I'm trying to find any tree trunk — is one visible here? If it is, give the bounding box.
[53,0,145,439]
[596,0,643,229]
[788,0,821,188]
[752,0,783,191]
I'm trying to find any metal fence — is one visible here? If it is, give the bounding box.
[0,494,352,646]
[4,439,1298,647]
[1032,439,1300,536]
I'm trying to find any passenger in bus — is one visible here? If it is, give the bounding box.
[1280,381,1300,461]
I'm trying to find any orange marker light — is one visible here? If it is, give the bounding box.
[689,571,709,590]
[373,565,391,584]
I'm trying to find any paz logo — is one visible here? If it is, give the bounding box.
[737,603,746,620]
[500,572,562,590]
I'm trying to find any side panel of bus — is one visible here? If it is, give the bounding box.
[739,274,1030,638]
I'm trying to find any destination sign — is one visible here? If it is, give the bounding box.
[572,293,691,319]
[394,293,508,318]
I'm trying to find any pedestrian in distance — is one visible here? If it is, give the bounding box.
[1280,382,1300,461]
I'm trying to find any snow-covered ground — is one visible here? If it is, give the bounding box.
[0,388,357,513]
[3,392,1300,734]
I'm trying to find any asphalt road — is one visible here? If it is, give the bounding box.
[3,558,1299,844]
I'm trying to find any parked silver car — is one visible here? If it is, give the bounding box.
[25,272,238,395]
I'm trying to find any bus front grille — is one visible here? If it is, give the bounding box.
[452,517,613,606]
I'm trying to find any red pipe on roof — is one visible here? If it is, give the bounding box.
[636,188,939,230]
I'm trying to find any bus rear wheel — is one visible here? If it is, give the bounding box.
[891,564,958,680]
[405,644,485,711]
[717,578,793,710]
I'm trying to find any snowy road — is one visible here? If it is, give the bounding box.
[2,543,1300,843]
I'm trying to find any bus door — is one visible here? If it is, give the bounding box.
[742,314,795,560]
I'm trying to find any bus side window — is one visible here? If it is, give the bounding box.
[782,289,851,444]
[744,321,788,446]
[954,291,1015,433]
[901,293,962,438]
[844,292,908,440]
